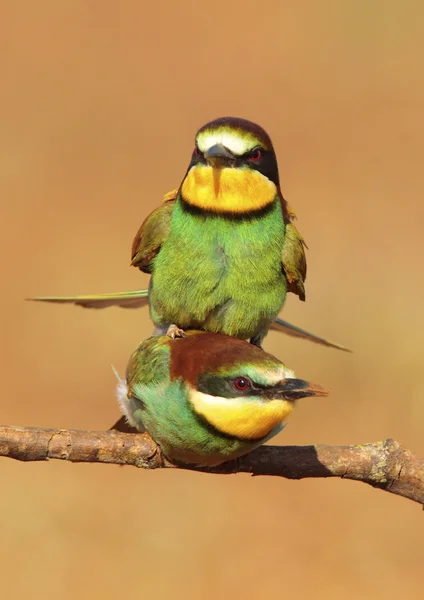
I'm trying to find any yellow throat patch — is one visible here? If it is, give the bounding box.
[189,389,294,440]
[181,165,277,214]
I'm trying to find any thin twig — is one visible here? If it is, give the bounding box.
[0,425,423,507]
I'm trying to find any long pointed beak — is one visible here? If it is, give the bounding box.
[274,379,328,400]
[205,143,235,167]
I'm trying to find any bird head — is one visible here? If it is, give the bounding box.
[170,332,327,441]
[180,117,281,215]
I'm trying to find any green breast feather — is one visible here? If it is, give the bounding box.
[149,198,287,339]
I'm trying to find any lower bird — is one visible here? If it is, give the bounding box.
[115,330,328,467]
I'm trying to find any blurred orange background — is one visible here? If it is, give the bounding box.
[1,1,424,598]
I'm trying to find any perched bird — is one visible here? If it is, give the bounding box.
[115,331,328,467]
[28,117,349,351]
[132,116,305,347]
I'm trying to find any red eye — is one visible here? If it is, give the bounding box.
[194,146,201,157]
[250,148,261,161]
[234,377,250,391]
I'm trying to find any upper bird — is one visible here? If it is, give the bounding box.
[31,117,315,348]
[134,116,307,346]
[28,118,349,350]
[116,331,327,466]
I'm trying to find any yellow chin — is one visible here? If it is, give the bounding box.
[181,165,277,214]
[189,389,294,440]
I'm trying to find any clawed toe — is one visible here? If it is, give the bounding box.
[166,324,187,339]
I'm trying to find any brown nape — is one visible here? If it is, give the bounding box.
[169,332,281,386]
[196,116,275,152]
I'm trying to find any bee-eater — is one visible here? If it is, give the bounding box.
[116,331,327,466]
[28,117,349,351]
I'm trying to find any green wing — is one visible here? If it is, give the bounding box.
[131,190,177,273]
[281,221,307,301]
[26,289,149,309]
[27,290,350,351]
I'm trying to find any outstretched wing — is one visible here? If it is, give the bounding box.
[27,291,350,351]
[26,289,149,309]
[271,317,351,352]
[131,189,177,273]
[281,220,307,301]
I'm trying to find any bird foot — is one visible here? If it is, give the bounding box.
[166,324,187,339]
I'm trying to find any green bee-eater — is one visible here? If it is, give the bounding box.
[116,331,327,466]
[28,117,349,351]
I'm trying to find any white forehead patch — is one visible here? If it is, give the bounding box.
[197,129,260,156]
[264,366,296,385]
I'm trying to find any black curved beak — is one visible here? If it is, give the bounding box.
[273,379,328,401]
[205,143,235,167]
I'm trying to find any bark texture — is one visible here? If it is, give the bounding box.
[1,425,423,506]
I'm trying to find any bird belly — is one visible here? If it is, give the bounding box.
[150,204,286,338]
[132,381,261,466]
[147,406,286,467]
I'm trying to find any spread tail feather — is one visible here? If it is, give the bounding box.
[26,289,149,309]
[26,288,350,351]
[271,317,352,352]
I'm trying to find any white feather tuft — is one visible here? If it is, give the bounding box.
[112,365,130,417]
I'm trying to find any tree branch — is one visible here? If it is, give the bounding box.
[1,425,423,507]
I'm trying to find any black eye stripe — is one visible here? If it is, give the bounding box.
[236,146,264,159]
[186,145,280,187]
[197,373,272,398]
[189,147,207,166]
